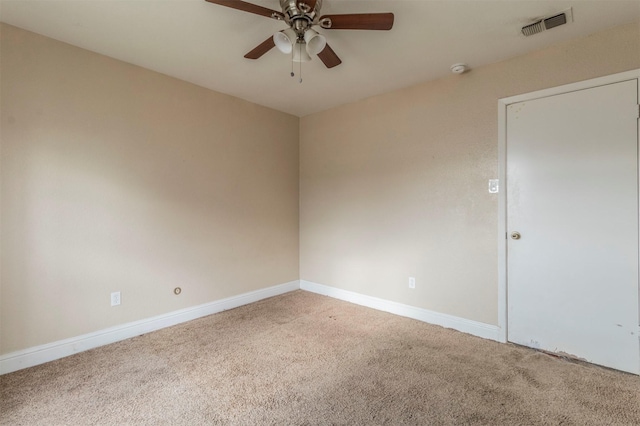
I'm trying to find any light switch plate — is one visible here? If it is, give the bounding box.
[488,179,499,194]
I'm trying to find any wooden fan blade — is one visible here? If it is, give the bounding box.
[205,0,284,20]
[320,13,394,30]
[317,44,342,68]
[244,37,276,59]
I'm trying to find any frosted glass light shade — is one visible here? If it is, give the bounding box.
[292,41,311,62]
[274,28,297,54]
[304,29,326,55]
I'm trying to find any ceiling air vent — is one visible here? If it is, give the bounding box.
[521,8,573,37]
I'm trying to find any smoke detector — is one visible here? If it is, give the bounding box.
[522,8,573,37]
[450,63,469,74]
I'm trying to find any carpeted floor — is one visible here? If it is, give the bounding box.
[1,290,640,425]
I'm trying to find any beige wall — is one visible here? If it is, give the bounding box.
[2,19,639,357]
[300,21,640,326]
[0,24,299,354]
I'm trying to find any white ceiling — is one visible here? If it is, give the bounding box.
[1,0,639,117]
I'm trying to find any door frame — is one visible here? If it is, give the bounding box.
[497,69,640,344]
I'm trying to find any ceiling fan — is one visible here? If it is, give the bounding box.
[204,0,394,69]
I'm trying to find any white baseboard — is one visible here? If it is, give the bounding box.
[0,280,300,375]
[300,280,501,342]
[2,280,502,375]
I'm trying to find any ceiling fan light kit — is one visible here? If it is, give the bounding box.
[274,28,297,54]
[293,41,312,63]
[303,29,326,56]
[205,0,394,74]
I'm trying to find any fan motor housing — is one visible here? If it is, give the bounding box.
[280,0,321,23]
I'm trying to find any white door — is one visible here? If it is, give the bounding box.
[506,79,639,374]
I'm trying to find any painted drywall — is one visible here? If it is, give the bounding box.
[0,24,299,355]
[299,21,640,326]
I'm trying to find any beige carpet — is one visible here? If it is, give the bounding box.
[2,290,640,425]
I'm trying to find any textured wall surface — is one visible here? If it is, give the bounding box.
[1,24,300,354]
[299,21,640,326]
[2,19,640,356]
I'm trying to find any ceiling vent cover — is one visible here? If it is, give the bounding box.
[522,8,573,37]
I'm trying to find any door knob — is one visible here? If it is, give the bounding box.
[511,232,521,240]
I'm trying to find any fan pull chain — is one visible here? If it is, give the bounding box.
[289,42,303,83]
[298,42,303,83]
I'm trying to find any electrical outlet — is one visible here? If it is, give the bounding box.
[111,291,121,306]
[408,277,416,289]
